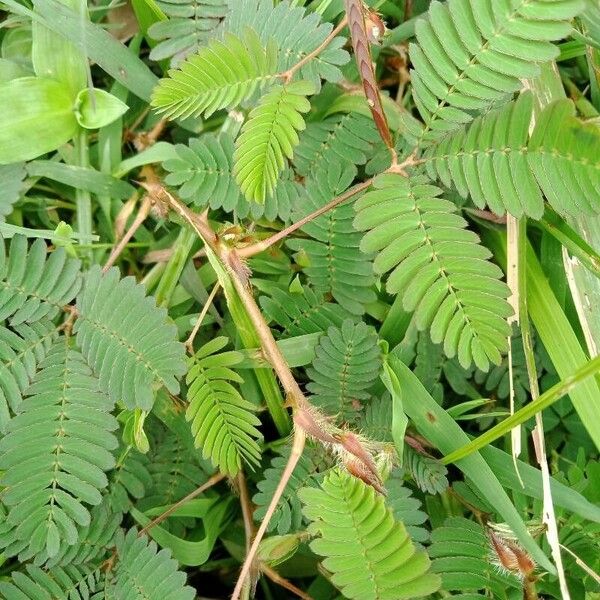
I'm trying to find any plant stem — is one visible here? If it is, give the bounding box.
[74,129,92,262]
[281,17,348,83]
[185,282,221,353]
[237,178,373,259]
[137,472,225,537]
[231,428,306,600]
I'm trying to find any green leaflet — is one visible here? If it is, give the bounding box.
[74,88,129,130]
[410,0,584,140]
[234,80,314,203]
[0,77,78,164]
[300,469,441,600]
[354,172,512,370]
[185,337,262,475]
[74,265,187,411]
[381,355,408,464]
[151,28,279,120]
[386,355,554,573]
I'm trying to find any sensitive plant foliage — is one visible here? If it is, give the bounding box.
[0,0,599,599]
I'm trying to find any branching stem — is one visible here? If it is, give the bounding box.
[237,178,373,259]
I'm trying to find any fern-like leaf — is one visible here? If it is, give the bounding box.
[386,473,429,543]
[234,80,313,203]
[0,341,118,559]
[0,564,106,599]
[299,469,441,600]
[410,0,584,139]
[429,517,521,596]
[74,265,186,411]
[307,319,381,421]
[293,112,380,177]
[223,0,349,86]
[108,446,153,513]
[424,92,544,218]
[0,319,59,431]
[163,133,300,220]
[149,0,228,65]
[253,450,318,535]
[0,163,26,220]
[112,528,195,600]
[151,28,279,120]
[287,163,376,315]
[260,285,350,337]
[425,92,600,217]
[0,234,81,326]
[185,336,262,475]
[528,97,600,215]
[140,426,209,510]
[354,173,512,370]
[404,445,449,495]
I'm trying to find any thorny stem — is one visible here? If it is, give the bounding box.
[280,17,348,83]
[103,195,152,273]
[185,282,221,354]
[261,565,314,600]
[137,472,225,537]
[231,428,307,600]
[237,178,373,259]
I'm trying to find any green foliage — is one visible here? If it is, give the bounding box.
[185,336,262,475]
[429,517,521,596]
[111,528,195,599]
[410,0,585,138]
[355,174,512,370]
[0,341,118,559]
[0,318,59,431]
[0,163,26,219]
[307,319,381,421]
[253,450,319,535]
[300,469,441,600]
[149,0,228,65]
[151,28,278,119]
[223,0,349,86]
[0,77,79,164]
[0,563,106,599]
[234,80,313,203]
[425,92,600,218]
[74,265,187,411]
[1,1,600,598]
[403,445,449,495]
[288,163,376,314]
[0,235,81,326]
[260,285,350,337]
[293,112,381,177]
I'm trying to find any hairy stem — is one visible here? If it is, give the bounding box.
[237,178,373,259]
[231,428,306,600]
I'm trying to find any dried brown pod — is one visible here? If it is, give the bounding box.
[344,0,394,151]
